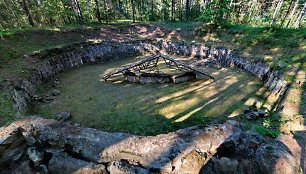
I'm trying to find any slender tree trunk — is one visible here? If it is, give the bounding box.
[103,0,108,23]
[172,0,176,21]
[180,0,183,21]
[7,0,22,27]
[0,13,6,29]
[280,0,294,26]
[246,0,257,23]
[73,0,84,23]
[141,0,145,20]
[285,0,299,27]
[151,0,154,13]
[0,20,4,29]
[185,0,190,20]
[21,0,34,26]
[61,15,67,24]
[131,0,135,22]
[270,0,283,26]
[94,0,102,22]
[125,0,129,17]
[61,0,72,23]
[294,2,306,28]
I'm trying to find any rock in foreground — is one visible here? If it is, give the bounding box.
[0,116,298,174]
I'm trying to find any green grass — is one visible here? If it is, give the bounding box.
[197,24,306,74]
[29,55,265,135]
[155,21,201,30]
[0,22,304,136]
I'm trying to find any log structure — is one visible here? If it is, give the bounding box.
[102,54,214,81]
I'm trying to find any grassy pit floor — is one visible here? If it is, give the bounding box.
[29,55,270,135]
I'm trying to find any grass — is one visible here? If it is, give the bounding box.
[28,55,267,135]
[0,22,304,137]
[196,24,306,75]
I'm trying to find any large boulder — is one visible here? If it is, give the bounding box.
[255,143,299,174]
[0,116,299,174]
[49,151,108,174]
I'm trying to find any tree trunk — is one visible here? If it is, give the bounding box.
[151,0,154,14]
[73,0,84,23]
[294,2,306,28]
[0,13,6,29]
[285,0,299,27]
[172,0,176,21]
[280,0,294,26]
[6,0,22,27]
[94,0,102,22]
[270,0,283,26]
[103,0,108,23]
[131,0,135,22]
[21,0,35,26]
[125,0,129,17]
[185,0,190,20]
[180,0,183,21]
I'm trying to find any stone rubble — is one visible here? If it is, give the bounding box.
[2,40,294,173]
[8,40,288,114]
[0,117,298,174]
[55,111,72,121]
[51,89,60,96]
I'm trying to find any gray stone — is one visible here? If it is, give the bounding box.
[252,99,261,108]
[44,96,56,103]
[27,147,44,166]
[55,112,72,121]
[248,136,263,148]
[257,108,267,117]
[49,152,108,174]
[212,157,239,174]
[243,106,251,114]
[255,143,298,174]
[9,88,29,114]
[19,117,240,172]
[9,40,286,115]
[53,78,60,87]
[172,72,196,83]
[52,89,60,96]
[246,111,259,120]
[0,126,27,167]
[37,164,48,174]
[1,158,34,174]
[108,160,149,174]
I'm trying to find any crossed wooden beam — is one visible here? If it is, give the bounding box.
[102,54,214,80]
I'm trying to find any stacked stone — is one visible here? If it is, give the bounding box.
[0,117,298,174]
[9,40,287,114]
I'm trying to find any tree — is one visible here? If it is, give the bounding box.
[172,0,175,21]
[185,0,190,20]
[21,0,35,26]
[73,0,84,23]
[94,0,102,22]
[285,0,299,27]
[131,0,135,22]
[270,0,283,26]
[280,0,294,26]
[294,1,306,28]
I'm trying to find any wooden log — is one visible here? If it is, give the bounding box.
[102,54,214,81]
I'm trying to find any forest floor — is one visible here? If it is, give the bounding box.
[0,22,305,137]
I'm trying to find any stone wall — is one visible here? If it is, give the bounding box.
[9,40,287,114]
[0,116,298,174]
